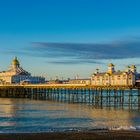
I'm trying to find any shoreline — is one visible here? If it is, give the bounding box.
[0,130,140,140]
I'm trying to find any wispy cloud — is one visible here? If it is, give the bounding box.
[47,59,105,65]
[2,37,140,64]
[32,38,140,60]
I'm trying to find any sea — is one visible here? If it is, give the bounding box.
[0,98,140,133]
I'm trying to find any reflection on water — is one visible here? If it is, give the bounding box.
[0,98,140,133]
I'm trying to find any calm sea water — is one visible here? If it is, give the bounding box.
[0,98,140,133]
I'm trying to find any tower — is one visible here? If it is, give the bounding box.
[125,66,130,73]
[107,63,115,74]
[12,57,20,68]
[130,65,136,73]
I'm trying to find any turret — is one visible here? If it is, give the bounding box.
[107,63,115,74]
[95,68,99,74]
[125,66,130,73]
[130,65,136,73]
[12,57,20,68]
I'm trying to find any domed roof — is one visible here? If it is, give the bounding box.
[12,57,20,65]
[126,65,130,68]
[131,65,136,68]
[108,63,114,67]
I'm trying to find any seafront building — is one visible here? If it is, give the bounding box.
[68,78,90,85]
[67,63,139,86]
[0,57,139,86]
[0,57,45,84]
[90,63,138,86]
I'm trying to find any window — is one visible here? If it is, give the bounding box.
[106,76,108,80]
[117,75,120,80]
[96,76,100,80]
[123,75,126,79]
[112,76,114,80]
[129,76,132,79]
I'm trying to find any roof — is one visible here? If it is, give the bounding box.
[92,71,134,76]
[108,63,114,67]
[131,65,136,68]
[12,57,20,65]
[69,78,90,81]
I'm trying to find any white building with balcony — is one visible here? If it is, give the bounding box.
[0,57,45,84]
[91,63,137,86]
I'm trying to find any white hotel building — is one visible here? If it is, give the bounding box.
[91,63,137,86]
[0,57,45,84]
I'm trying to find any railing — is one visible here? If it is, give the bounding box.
[0,83,137,89]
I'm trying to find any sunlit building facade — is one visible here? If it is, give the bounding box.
[91,63,137,86]
[0,57,45,84]
[68,78,91,85]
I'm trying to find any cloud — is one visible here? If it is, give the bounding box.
[47,59,105,65]
[32,39,140,60]
[3,37,140,65]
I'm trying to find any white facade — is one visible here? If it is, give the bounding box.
[0,57,45,84]
[91,64,136,86]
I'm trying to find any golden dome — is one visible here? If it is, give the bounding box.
[108,63,114,67]
[12,57,20,65]
[131,65,136,68]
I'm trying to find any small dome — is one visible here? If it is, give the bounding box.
[131,65,136,68]
[108,63,114,67]
[126,65,130,68]
[12,57,20,65]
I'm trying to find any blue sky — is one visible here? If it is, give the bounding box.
[1,0,140,79]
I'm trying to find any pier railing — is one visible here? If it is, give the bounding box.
[0,83,135,89]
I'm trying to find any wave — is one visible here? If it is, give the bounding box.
[0,126,140,134]
[109,126,140,131]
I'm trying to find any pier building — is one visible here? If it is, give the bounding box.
[0,57,45,84]
[68,78,91,85]
[91,63,137,86]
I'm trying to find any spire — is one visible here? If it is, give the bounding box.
[125,65,130,73]
[12,56,20,66]
[107,63,115,74]
[130,65,136,73]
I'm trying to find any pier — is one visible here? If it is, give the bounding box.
[0,58,139,109]
[0,84,140,109]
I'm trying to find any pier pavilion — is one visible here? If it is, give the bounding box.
[67,63,140,87]
[0,58,140,110]
[0,58,139,109]
[90,63,139,86]
[0,57,45,84]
